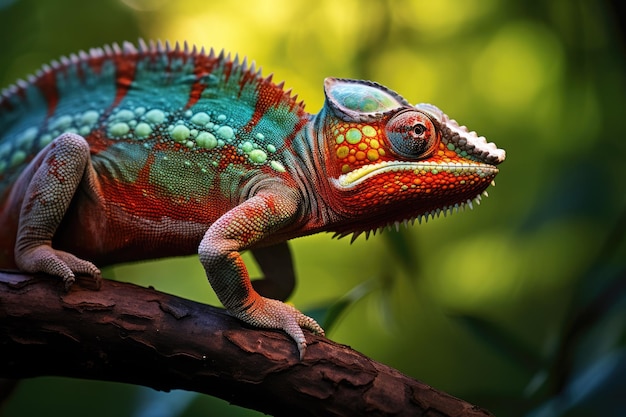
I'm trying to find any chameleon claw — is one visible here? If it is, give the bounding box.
[298,341,307,361]
[63,275,76,291]
[293,318,325,360]
[232,296,325,360]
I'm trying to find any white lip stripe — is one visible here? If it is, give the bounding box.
[336,160,498,187]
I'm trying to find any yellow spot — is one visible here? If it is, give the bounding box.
[357,143,367,151]
[370,139,380,149]
[346,128,362,144]
[366,149,379,161]
[336,146,349,158]
[378,148,386,156]
[362,125,376,137]
[341,164,351,173]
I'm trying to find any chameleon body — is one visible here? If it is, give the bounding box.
[0,41,505,358]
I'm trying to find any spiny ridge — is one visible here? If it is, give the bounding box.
[0,39,306,112]
[440,115,505,165]
[332,189,493,243]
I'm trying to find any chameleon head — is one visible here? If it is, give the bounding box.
[320,78,506,233]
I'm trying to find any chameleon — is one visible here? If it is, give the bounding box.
[0,40,505,359]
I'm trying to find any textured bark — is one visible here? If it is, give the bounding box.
[0,271,493,417]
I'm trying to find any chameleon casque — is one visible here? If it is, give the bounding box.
[0,41,505,358]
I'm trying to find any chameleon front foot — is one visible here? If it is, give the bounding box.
[15,246,102,290]
[233,297,325,360]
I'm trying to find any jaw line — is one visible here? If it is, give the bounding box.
[331,185,492,242]
[335,160,499,187]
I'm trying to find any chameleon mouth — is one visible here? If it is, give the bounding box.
[336,160,499,187]
[332,187,493,242]
[332,161,499,242]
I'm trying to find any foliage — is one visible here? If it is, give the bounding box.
[1,0,625,416]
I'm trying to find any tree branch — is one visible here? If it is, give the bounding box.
[0,271,493,417]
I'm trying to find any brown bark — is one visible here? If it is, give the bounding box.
[0,271,493,417]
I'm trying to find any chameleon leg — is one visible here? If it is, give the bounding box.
[199,191,324,359]
[250,242,296,301]
[14,133,101,289]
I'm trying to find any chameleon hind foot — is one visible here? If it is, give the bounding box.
[15,245,101,290]
[11,133,102,290]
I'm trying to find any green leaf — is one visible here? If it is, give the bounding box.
[305,278,380,333]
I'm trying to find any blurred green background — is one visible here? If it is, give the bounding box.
[1,0,625,416]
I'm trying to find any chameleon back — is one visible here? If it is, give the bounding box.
[0,41,309,204]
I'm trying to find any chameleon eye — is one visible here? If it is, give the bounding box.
[385,110,438,158]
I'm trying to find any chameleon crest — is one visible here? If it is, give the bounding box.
[0,41,505,358]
